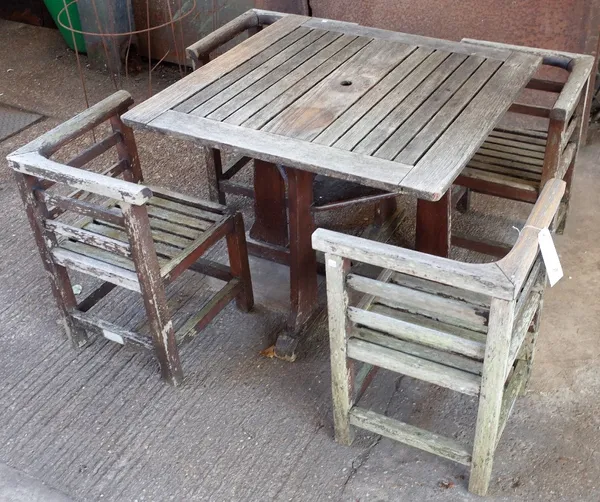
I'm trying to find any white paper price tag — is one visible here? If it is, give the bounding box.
[538,228,563,286]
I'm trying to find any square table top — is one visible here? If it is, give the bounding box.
[123,14,542,201]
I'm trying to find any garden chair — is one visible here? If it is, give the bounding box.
[8,90,253,386]
[313,178,565,495]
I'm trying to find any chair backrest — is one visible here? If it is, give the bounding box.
[8,91,157,283]
[313,179,565,375]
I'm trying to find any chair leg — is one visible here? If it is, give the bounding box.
[325,254,355,445]
[469,298,514,496]
[122,203,183,386]
[226,212,254,312]
[14,172,87,348]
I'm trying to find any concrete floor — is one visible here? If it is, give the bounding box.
[1,20,600,502]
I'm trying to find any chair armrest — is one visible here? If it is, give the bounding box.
[498,178,566,290]
[461,38,594,122]
[551,55,595,122]
[312,229,515,300]
[186,10,260,69]
[11,90,133,158]
[8,152,152,206]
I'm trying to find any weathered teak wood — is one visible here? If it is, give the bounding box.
[314,179,565,496]
[453,38,593,255]
[122,9,548,355]
[8,91,254,386]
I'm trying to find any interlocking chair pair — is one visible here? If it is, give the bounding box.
[7,91,254,386]
[314,178,566,495]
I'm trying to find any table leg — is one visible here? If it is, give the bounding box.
[415,190,451,257]
[249,159,288,247]
[275,167,318,360]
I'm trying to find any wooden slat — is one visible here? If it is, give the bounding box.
[149,111,410,192]
[396,59,503,166]
[390,271,490,307]
[240,36,370,129]
[123,14,309,125]
[451,234,513,259]
[477,146,544,165]
[60,240,138,271]
[348,306,486,360]
[303,18,510,61]
[175,279,243,344]
[149,196,222,223]
[489,128,547,144]
[145,205,213,231]
[66,132,122,168]
[9,152,151,205]
[205,30,341,121]
[145,184,226,214]
[347,274,489,333]
[311,228,515,299]
[52,247,140,291]
[484,134,547,153]
[354,52,468,156]
[352,327,483,375]
[466,160,543,182]
[478,140,545,160]
[349,407,472,466]
[160,218,231,283]
[86,220,191,252]
[46,220,131,257]
[177,25,313,114]
[76,282,117,312]
[224,34,359,126]
[347,338,481,396]
[193,28,329,117]
[313,46,430,146]
[71,310,153,350]
[375,55,486,160]
[508,103,551,118]
[262,39,416,140]
[332,49,449,151]
[370,304,488,345]
[44,193,125,226]
[401,51,542,200]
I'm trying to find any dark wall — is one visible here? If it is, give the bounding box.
[0,0,55,27]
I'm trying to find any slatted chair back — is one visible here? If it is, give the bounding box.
[312,178,566,496]
[455,40,594,240]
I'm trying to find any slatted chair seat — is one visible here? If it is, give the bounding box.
[313,179,565,495]
[461,127,548,198]
[8,91,254,386]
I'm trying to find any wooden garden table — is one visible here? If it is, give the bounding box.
[123,12,541,359]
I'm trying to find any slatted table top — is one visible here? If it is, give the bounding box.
[123,14,542,201]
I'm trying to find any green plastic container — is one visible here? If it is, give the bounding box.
[43,0,86,53]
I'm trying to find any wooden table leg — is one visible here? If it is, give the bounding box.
[249,159,288,247]
[274,167,318,360]
[415,190,451,257]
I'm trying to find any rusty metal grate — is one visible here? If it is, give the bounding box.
[0,105,43,142]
